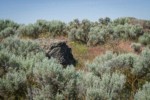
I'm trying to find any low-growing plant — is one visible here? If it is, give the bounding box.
[17,24,40,38]
[49,20,66,37]
[83,72,126,100]
[131,43,142,53]
[68,28,77,41]
[132,48,150,78]
[138,33,150,45]
[0,19,19,32]
[0,70,27,99]
[134,82,150,100]
[17,20,66,38]
[0,27,16,39]
[88,27,105,46]
[0,37,43,56]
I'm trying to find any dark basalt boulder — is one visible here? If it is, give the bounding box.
[46,42,76,66]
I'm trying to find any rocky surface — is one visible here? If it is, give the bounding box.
[46,41,76,66]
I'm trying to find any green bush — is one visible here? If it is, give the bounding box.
[68,28,87,43]
[113,24,143,40]
[17,24,40,38]
[49,20,66,37]
[88,27,105,45]
[67,18,145,46]
[132,49,150,77]
[99,17,111,25]
[0,27,16,39]
[0,49,23,77]
[131,43,142,52]
[87,51,138,77]
[0,19,19,39]
[84,72,125,100]
[113,17,130,25]
[138,33,150,45]
[35,19,49,33]
[68,28,77,41]
[134,82,150,100]
[86,51,116,76]
[68,19,91,43]
[0,37,43,56]
[17,20,66,38]
[0,19,19,32]
[0,70,27,99]
[33,59,83,99]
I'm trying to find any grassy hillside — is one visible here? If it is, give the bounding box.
[0,17,150,100]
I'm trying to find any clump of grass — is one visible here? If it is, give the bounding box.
[131,43,142,53]
[68,41,88,69]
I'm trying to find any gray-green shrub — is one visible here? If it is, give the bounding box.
[87,51,138,77]
[0,70,27,99]
[132,48,150,77]
[0,27,16,39]
[131,43,142,52]
[0,37,42,56]
[17,20,66,38]
[134,82,150,100]
[84,72,126,100]
[0,19,19,32]
[138,33,150,45]
[88,27,105,45]
[17,24,40,38]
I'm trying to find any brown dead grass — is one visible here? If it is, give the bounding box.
[87,40,133,60]
[117,40,133,52]
[69,39,134,70]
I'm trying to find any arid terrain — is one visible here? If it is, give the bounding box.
[0,17,150,100]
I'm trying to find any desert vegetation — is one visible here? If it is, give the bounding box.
[0,17,150,100]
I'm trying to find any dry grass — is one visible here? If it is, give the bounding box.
[69,39,134,69]
[68,41,88,70]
